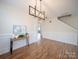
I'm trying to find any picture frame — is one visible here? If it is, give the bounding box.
[13,25,27,35]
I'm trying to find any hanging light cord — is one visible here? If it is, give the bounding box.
[35,0,37,8]
[40,0,42,11]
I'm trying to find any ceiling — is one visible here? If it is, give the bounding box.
[42,0,78,17]
[0,0,78,17]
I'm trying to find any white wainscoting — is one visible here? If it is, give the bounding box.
[0,33,39,55]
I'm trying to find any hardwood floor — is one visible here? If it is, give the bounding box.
[0,39,77,59]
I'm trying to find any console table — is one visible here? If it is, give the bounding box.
[10,34,29,54]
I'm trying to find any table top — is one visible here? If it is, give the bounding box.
[10,35,27,41]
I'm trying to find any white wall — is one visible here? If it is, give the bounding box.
[41,17,78,46]
[41,0,78,46]
[0,0,40,55]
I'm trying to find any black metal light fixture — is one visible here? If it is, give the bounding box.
[29,0,46,20]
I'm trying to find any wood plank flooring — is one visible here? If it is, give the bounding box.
[0,39,77,59]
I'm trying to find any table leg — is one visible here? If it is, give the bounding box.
[26,39,29,46]
[10,39,13,54]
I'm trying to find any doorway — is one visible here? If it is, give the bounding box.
[37,22,42,40]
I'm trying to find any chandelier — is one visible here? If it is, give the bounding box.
[29,0,46,20]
